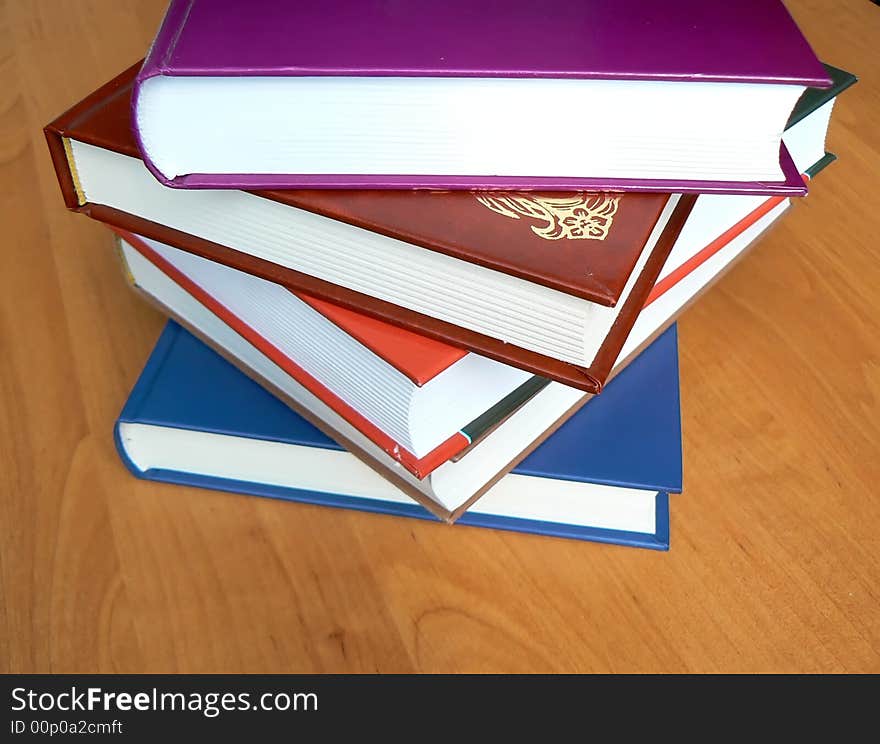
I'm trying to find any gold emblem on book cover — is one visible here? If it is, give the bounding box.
[474,193,620,241]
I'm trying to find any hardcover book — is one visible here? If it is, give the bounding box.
[46,63,696,393]
[112,187,791,523]
[111,113,847,522]
[116,321,683,549]
[116,149,817,487]
[131,0,828,193]
[115,230,592,522]
[45,63,854,394]
[114,229,548,481]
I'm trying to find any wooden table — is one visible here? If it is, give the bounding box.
[2,0,878,673]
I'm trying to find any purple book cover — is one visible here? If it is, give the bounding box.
[133,0,830,192]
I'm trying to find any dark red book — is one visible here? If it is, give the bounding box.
[46,63,696,393]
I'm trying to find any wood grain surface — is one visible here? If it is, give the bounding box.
[1,0,878,673]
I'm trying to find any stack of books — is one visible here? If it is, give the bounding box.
[44,1,855,549]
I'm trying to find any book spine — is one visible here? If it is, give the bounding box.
[461,376,551,446]
[132,0,196,186]
[43,127,80,210]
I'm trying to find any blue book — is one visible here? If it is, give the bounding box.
[116,322,683,549]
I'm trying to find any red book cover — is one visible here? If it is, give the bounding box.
[299,294,467,386]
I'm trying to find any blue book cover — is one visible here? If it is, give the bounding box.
[116,322,682,549]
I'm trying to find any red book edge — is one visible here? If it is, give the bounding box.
[297,292,468,386]
[114,228,470,480]
[643,191,791,308]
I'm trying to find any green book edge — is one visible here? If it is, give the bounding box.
[805,152,837,179]
[787,63,858,129]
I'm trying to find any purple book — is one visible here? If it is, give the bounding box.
[133,0,830,193]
